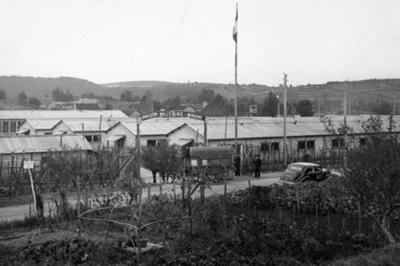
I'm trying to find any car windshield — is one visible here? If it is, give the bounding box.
[285,165,303,178]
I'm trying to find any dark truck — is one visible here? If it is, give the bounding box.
[280,162,332,183]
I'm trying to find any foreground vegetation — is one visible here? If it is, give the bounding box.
[0,181,398,265]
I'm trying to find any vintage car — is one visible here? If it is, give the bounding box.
[280,162,332,183]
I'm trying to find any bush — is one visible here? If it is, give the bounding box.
[229,178,354,215]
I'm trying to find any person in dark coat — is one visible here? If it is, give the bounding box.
[254,155,262,178]
[234,155,241,176]
[152,170,157,184]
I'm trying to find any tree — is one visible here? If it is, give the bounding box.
[44,152,82,218]
[132,95,140,102]
[52,88,74,101]
[81,92,96,99]
[17,91,28,105]
[141,142,183,183]
[153,100,162,111]
[296,99,314,116]
[343,115,400,243]
[28,97,41,109]
[198,88,215,103]
[372,101,392,115]
[104,103,113,110]
[140,94,149,103]
[261,92,279,117]
[144,89,153,101]
[0,89,6,100]
[120,90,134,101]
[202,93,233,116]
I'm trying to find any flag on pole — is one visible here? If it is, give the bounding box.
[233,4,238,42]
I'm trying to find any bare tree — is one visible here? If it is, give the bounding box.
[343,115,400,243]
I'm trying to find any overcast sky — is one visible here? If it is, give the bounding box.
[1,0,399,85]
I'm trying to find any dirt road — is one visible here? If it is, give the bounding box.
[0,171,282,222]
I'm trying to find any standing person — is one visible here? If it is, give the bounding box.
[254,155,262,178]
[152,170,157,184]
[234,155,241,176]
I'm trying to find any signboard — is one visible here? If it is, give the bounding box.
[191,160,198,166]
[141,111,205,121]
[249,105,258,114]
[190,147,233,160]
[23,160,34,169]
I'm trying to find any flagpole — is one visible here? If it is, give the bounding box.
[234,3,238,155]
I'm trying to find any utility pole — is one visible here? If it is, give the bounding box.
[203,116,208,146]
[344,83,348,131]
[135,115,142,261]
[348,98,351,116]
[98,115,102,151]
[343,82,348,168]
[277,95,280,117]
[283,73,288,167]
[233,3,238,155]
[392,100,396,115]
[317,98,321,115]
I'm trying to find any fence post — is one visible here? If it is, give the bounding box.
[296,186,300,213]
[358,201,361,233]
[181,176,186,208]
[248,179,251,208]
[159,184,163,195]
[147,185,151,200]
[173,181,176,203]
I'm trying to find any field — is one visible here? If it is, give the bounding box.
[1,180,399,265]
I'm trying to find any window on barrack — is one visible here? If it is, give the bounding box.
[260,142,269,152]
[332,138,345,147]
[307,140,315,149]
[298,141,306,149]
[271,142,280,151]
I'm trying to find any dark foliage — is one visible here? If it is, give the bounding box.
[372,100,392,115]
[28,97,41,108]
[17,91,28,104]
[296,99,314,116]
[52,87,74,101]
[0,89,6,100]
[261,92,279,117]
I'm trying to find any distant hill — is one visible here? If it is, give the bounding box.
[1,76,399,113]
[103,80,276,100]
[0,76,107,102]
[286,79,400,114]
[289,79,400,101]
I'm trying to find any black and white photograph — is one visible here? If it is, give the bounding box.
[1,0,400,265]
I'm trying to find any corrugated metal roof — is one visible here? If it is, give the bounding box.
[0,135,92,154]
[0,110,127,120]
[63,119,117,132]
[121,121,187,136]
[24,119,61,130]
[128,115,400,140]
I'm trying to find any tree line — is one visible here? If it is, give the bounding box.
[1,86,395,116]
